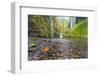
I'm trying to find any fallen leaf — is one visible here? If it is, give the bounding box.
[42,47,49,52]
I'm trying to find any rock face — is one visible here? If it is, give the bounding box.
[28,37,88,61]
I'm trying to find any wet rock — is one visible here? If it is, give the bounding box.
[69,50,81,59]
[28,38,88,60]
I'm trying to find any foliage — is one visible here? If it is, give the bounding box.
[29,15,51,38]
[28,15,88,38]
[64,19,88,38]
[54,17,69,37]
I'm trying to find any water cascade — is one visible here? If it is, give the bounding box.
[70,17,76,28]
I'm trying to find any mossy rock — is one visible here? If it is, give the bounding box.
[32,37,37,41]
[31,43,37,47]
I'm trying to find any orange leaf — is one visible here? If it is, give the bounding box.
[42,47,49,52]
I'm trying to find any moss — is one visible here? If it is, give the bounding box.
[32,37,37,41]
[31,43,37,47]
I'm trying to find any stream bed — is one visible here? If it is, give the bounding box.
[28,37,88,61]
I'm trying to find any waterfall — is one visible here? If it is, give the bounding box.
[70,17,76,28]
[60,33,63,39]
